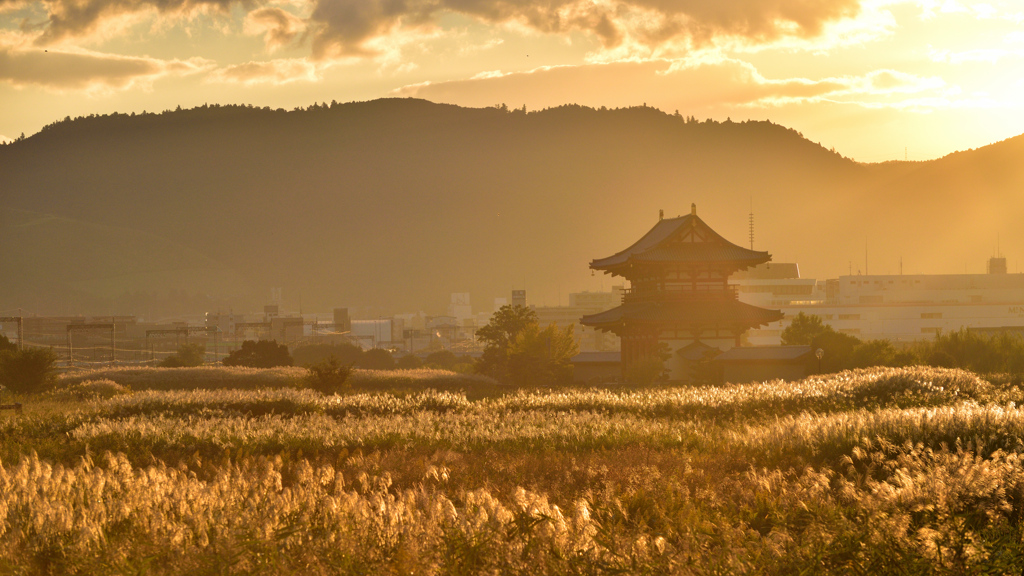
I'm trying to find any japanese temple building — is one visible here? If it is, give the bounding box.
[581,204,784,380]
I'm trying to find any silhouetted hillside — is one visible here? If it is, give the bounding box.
[1,98,1018,316]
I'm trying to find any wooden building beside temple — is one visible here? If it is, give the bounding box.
[581,204,784,381]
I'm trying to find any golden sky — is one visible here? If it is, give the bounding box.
[1,0,1022,161]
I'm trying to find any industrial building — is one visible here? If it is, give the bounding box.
[734,257,1024,344]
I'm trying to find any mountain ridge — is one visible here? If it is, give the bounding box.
[1,98,1020,317]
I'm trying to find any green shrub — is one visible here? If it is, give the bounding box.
[303,356,351,395]
[928,350,957,368]
[424,350,457,369]
[357,348,395,370]
[0,334,16,353]
[223,340,293,368]
[292,343,363,367]
[0,348,58,394]
[159,343,206,367]
[396,353,424,369]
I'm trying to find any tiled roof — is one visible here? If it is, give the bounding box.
[676,340,720,361]
[591,214,770,270]
[580,299,783,330]
[631,243,770,263]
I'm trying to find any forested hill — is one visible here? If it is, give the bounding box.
[1,98,1020,317]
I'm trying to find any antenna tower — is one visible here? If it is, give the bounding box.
[748,201,754,250]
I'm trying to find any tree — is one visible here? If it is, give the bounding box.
[395,353,424,369]
[927,350,957,368]
[0,348,58,393]
[159,343,205,367]
[506,323,579,386]
[849,339,896,369]
[424,350,457,370]
[476,305,538,381]
[0,335,16,353]
[811,330,861,373]
[292,343,363,367]
[357,348,395,370]
[782,313,860,373]
[222,340,293,368]
[781,312,830,345]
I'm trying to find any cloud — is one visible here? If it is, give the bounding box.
[244,7,306,52]
[0,0,29,13]
[0,44,212,91]
[306,0,866,60]
[394,58,955,112]
[206,57,319,84]
[15,0,870,64]
[29,0,252,45]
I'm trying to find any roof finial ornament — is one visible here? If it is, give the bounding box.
[691,203,696,216]
[659,209,664,221]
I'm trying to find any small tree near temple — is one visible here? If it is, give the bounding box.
[782,312,860,373]
[507,323,579,386]
[476,305,539,382]
[781,312,829,345]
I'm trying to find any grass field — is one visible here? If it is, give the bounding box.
[4,366,1024,574]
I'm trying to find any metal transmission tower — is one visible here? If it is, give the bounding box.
[0,317,23,350]
[748,209,754,250]
[146,326,220,362]
[145,328,189,361]
[66,323,115,367]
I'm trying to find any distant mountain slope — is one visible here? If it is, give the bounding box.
[1,98,1019,316]
[0,207,250,316]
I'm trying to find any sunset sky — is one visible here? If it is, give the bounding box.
[1,0,1022,161]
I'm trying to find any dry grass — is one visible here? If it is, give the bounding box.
[57,365,306,390]
[56,366,499,393]
[5,366,1024,574]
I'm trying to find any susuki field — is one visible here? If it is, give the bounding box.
[5,366,1024,574]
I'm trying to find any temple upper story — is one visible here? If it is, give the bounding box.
[590,204,772,305]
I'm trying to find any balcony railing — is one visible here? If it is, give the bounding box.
[621,285,739,303]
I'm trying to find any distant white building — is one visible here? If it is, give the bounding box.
[350,318,404,349]
[448,293,472,322]
[736,258,1024,345]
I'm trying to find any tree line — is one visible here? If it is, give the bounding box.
[782,312,1024,375]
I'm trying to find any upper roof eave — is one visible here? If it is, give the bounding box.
[590,213,771,271]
